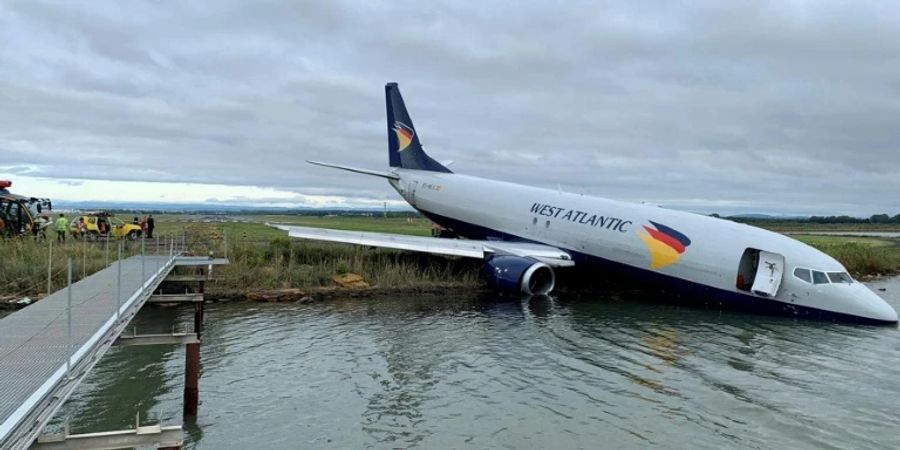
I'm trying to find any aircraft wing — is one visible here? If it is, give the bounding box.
[268,224,575,267]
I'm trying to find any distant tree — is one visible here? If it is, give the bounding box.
[710,213,721,218]
[870,214,891,224]
[892,214,900,224]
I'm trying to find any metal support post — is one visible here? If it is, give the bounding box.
[81,235,86,279]
[223,229,228,260]
[47,240,53,294]
[66,258,73,377]
[117,243,123,320]
[141,238,146,292]
[105,235,109,267]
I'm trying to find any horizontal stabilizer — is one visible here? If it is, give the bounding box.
[267,224,574,267]
[307,161,399,180]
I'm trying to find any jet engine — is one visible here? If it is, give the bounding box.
[482,255,555,295]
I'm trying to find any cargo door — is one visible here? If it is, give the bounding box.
[750,251,784,297]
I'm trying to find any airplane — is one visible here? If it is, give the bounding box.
[273,82,898,324]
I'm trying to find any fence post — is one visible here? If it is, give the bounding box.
[223,229,228,260]
[116,243,122,320]
[66,257,73,377]
[81,234,86,279]
[141,237,146,292]
[47,240,53,294]
[156,235,160,272]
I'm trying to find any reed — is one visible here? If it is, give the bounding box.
[0,236,147,298]
[804,242,900,277]
[4,220,899,301]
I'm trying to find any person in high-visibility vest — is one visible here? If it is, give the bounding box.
[54,213,68,243]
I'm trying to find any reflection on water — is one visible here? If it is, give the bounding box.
[51,280,900,449]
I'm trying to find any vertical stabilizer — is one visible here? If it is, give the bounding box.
[386,83,452,173]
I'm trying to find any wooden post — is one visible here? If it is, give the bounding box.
[184,342,200,417]
[184,292,203,417]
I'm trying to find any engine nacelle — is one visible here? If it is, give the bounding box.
[482,255,556,295]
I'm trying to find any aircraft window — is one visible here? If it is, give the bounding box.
[827,272,853,284]
[812,271,829,285]
[793,268,812,283]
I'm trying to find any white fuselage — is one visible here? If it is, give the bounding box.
[390,169,898,323]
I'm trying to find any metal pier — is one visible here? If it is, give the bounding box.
[0,251,227,450]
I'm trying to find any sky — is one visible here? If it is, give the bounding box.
[1,0,899,216]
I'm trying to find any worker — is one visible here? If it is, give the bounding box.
[55,213,68,243]
[35,215,49,241]
[146,214,155,239]
[75,217,85,238]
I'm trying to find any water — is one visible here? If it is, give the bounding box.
[50,279,900,449]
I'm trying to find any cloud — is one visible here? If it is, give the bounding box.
[1,0,898,214]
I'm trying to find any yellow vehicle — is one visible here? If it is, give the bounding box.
[71,212,143,241]
[0,180,53,238]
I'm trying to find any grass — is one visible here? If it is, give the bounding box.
[0,237,147,300]
[752,222,900,232]
[792,235,894,248]
[3,215,899,302]
[790,234,900,277]
[216,237,481,293]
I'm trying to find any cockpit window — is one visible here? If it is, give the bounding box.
[827,272,853,284]
[793,268,812,283]
[812,271,829,285]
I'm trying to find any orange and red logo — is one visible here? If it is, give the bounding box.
[393,121,415,152]
[638,221,691,269]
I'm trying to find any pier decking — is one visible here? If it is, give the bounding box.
[0,252,223,450]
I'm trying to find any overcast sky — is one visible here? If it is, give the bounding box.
[1,0,898,215]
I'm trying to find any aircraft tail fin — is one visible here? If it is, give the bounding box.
[386,83,452,173]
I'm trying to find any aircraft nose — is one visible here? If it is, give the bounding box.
[858,284,898,323]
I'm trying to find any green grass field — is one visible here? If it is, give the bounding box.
[788,234,900,277]
[3,214,899,302]
[743,222,900,232]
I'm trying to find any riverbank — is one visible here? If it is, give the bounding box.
[3,218,900,306]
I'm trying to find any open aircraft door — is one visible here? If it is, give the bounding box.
[750,251,784,297]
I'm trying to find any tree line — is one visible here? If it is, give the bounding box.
[722,213,900,224]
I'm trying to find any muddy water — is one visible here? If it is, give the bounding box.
[47,278,900,449]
